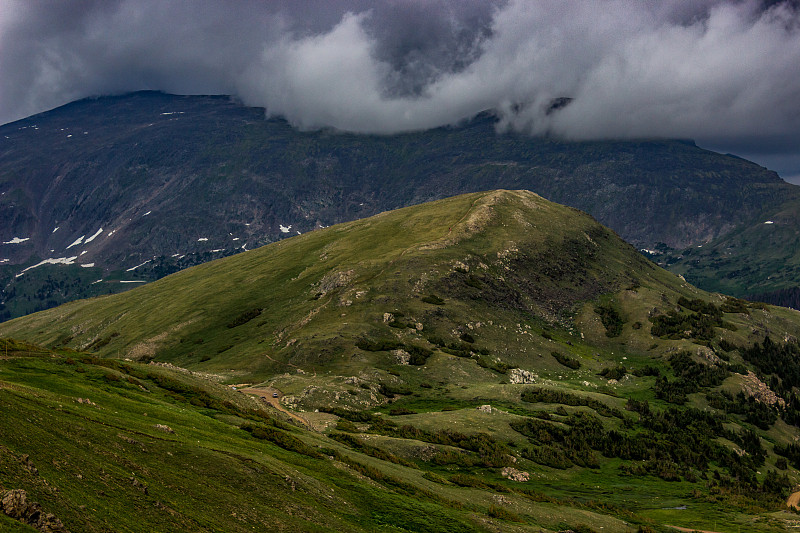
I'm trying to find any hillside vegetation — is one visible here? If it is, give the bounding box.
[3,191,800,531]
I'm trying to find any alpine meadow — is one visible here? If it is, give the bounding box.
[3,1,800,531]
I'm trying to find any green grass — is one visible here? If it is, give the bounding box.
[3,191,800,531]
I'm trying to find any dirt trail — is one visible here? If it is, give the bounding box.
[239,386,311,428]
[787,490,800,509]
[666,526,725,533]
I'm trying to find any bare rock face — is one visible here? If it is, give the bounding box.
[500,467,530,482]
[0,489,69,532]
[508,368,537,384]
[391,349,411,365]
[742,371,786,407]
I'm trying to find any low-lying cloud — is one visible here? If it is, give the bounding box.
[1,0,799,175]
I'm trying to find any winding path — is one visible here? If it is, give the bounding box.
[239,386,311,428]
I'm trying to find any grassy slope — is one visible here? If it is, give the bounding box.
[0,351,505,533]
[0,190,674,376]
[3,191,800,531]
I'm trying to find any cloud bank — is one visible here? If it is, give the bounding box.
[1,0,799,173]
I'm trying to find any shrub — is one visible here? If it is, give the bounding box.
[465,275,483,289]
[552,351,581,369]
[449,474,487,488]
[600,365,627,380]
[335,419,358,432]
[487,505,522,522]
[459,332,475,343]
[406,344,432,365]
[241,423,322,458]
[389,407,416,416]
[721,297,749,314]
[595,303,624,337]
[632,365,660,377]
[422,472,448,484]
[521,388,622,418]
[378,383,412,397]
[651,299,723,341]
[421,294,445,305]
[227,307,262,328]
[356,338,402,352]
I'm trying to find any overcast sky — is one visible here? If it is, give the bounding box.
[1,0,799,181]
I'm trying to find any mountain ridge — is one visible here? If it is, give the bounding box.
[0,91,796,320]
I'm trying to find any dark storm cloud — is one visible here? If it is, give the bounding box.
[1,0,799,175]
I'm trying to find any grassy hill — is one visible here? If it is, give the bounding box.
[3,191,800,531]
[2,91,795,320]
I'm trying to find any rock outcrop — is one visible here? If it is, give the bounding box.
[0,489,69,532]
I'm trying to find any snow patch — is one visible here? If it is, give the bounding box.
[80,251,87,256]
[279,224,292,233]
[52,227,59,234]
[210,249,225,253]
[640,248,661,255]
[81,263,95,268]
[126,260,151,272]
[120,280,147,284]
[160,112,185,116]
[197,237,208,242]
[143,211,151,217]
[2,237,29,244]
[91,279,103,284]
[765,220,774,224]
[232,237,239,241]
[84,228,103,243]
[66,235,85,249]
[17,256,79,276]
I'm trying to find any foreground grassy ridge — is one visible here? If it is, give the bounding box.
[3,341,800,532]
[4,191,800,531]
[0,347,664,532]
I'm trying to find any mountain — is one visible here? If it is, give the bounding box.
[661,197,800,298]
[1,91,795,320]
[3,190,800,532]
